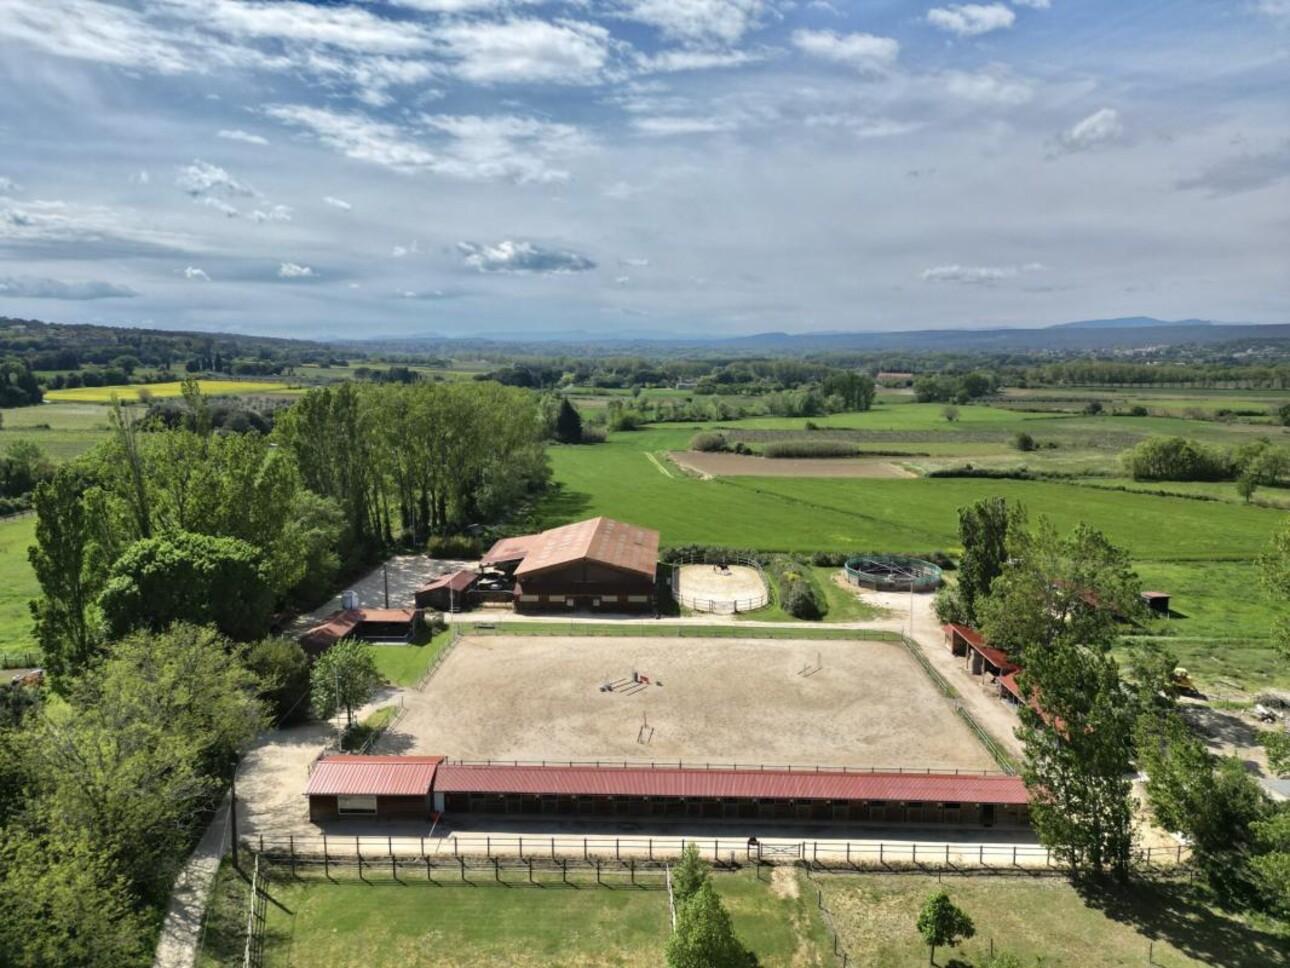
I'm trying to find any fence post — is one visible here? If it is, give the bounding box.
[551,837,556,861]
[528,857,534,884]
[460,856,466,882]
[562,858,568,885]
[616,838,620,862]
[391,852,397,881]
[289,835,296,878]
[630,857,636,886]
[494,856,500,882]
[649,838,653,862]
[323,834,330,879]
[487,836,491,859]
[584,838,589,862]
[596,858,601,885]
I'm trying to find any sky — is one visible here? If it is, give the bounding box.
[0,0,1288,340]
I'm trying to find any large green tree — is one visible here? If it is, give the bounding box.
[934,497,1026,627]
[665,880,753,968]
[310,639,382,730]
[1259,520,1290,663]
[99,531,274,641]
[916,889,975,966]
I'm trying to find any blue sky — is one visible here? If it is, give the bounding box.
[0,0,1287,338]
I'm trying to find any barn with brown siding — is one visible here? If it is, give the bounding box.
[481,517,659,613]
[305,755,443,822]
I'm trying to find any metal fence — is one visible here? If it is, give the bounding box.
[667,551,771,614]
[244,833,1192,873]
[416,625,464,690]
[442,757,1008,776]
[0,651,41,671]
[802,865,855,967]
[458,621,900,642]
[242,853,270,968]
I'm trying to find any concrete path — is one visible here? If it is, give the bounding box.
[152,794,231,968]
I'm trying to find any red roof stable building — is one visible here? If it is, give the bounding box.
[414,571,478,611]
[305,755,443,822]
[480,517,660,613]
[298,608,421,657]
[305,757,1029,829]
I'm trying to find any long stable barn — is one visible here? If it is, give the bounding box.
[305,756,1029,829]
[481,516,659,613]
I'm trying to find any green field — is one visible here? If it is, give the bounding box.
[820,873,1288,968]
[42,379,298,403]
[1,402,113,461]
[199,864,829,968]
[368,629,456,686]
[0,515,38,664]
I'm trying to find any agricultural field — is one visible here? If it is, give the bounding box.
[820,872,1288,968]
[0,402,113,461]
[198,863,830,968]
[0,515,38,663]
[42,379,300,403]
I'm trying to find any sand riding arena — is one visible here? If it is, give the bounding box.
[671,554,770,613]
[384,633,997,772]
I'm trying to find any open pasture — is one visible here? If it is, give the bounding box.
[0,402,112,461]
[42,379,299,403]
[0,515,38,662]
[385,633,997,771]
[670,450,914,478]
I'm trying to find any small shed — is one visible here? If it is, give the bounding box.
[298,608,420,657]
[305,755,443,822]
[1141,591,1171,616]
[943,623,985,658]
[415,571,478,611]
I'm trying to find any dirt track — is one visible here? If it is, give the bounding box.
[669,451,915,478]
[382,634,996,771]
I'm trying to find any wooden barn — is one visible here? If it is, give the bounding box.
[298,608,421,657]
[415,571,478,611]
[305,755,443,822]
[481,517,659,613]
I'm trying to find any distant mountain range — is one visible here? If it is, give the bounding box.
[350,317,1290,355]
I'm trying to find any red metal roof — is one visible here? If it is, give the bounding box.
[515,517,659,580]
[944,623,986,648]
[966,639,1018,674]
[298,608,416,655]
[305,756,443,797]
[1140,591,1170,600]
[433,764,1028,805]
[419,571,478,593]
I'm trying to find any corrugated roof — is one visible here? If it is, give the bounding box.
[298,609,416,655]
[433,764,1028,805]
[305,756,443,797]
[966,639,1018,674]
[944,623,986,648]
[482,535,538,565]
[514,517,659,580]
[1140,591,1170,600]
[419,571,478,593]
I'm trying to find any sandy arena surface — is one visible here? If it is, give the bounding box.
[669,451,916,478]
[383,634,997,771]
[674,564,768,612]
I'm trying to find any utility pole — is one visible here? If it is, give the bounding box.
[384,564,390,608]
[230,755,240,871]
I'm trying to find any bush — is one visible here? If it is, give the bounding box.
[689,432,728,453]
[926,467,1034,480]
[579,425,607,444]
[1121,436,1230,482]
[1129,405,1149,417]
[761,440,857,459]
[1084,400,1104,415]
[245,637,311,726]
[1013,431,1036,452]
[767,556,824,620]
[427,534,482,559]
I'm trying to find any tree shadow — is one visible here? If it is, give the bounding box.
[1076,879,1289,968]
[533,483,593,527]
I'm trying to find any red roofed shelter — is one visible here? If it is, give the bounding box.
[414,571,478,611]
[481,517,660,613]
[298,608,420,658]
[305,755,443,822]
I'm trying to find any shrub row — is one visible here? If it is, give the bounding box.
[925,466,1036,480]
[764,556,824,620]
[761,440,858,459]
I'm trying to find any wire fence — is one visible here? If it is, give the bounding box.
[416,624,464,690]
[802,865,855,967]
[667,551,771,614]
[242,853,270,968]
[244,833,1193,873]
[0,651,41,671]
[458,621,902,642]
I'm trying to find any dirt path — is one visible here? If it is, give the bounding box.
[152,795,230,968]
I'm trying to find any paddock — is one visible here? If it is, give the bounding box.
[382,634,997,772]
[673,563,769,613]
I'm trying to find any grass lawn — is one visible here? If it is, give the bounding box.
[821,873,1288,968]
[199,863,828,968]
[0,515,38,662]
[813,567,888,623]
[42,379,298,403]
[368,629,456,686]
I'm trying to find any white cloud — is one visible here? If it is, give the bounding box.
[1058,108,1124,153]
[322,196,353,211]
[278,262,316,278]
[621,0,766,46]
[0,0,195,74]
[1011,0,1050,7]
[184,266,211,281]
[1177,140,1290,196]
[0,275,138,299]
[184,0,434,55]
[633,116,737,135]
[266,105,437,173]
[1259,1,1290,18]
[131,170,151,185]
[942,67,1033,105]
[0,196,191,251]
[926,4,1016,37]
[419,114,590,183]
[922,263,1044,285]
[250,205,293,223]
[218,129,269,145]
[636,49,759,73]
[177,160,257,198]
[436,19,610,85]
[0,177,19,194]
[791,30,899,74]
[620,257,651,267]
[458,240,596,274]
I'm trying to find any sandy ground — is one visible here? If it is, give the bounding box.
[669,451,916,478]
[674,564,767,612]
[381,634,997,771]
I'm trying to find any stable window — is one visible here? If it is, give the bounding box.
[337,795,378,815]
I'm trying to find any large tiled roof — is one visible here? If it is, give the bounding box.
[513,517,659,580]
